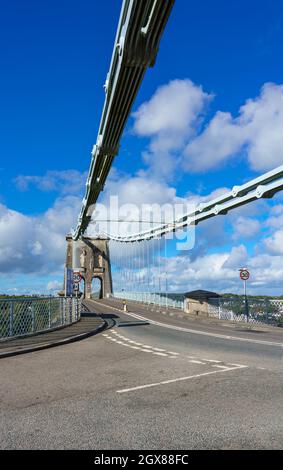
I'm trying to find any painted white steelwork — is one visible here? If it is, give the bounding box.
[103,165,283,242]
[73,0,175,240]
[72,0,283,244]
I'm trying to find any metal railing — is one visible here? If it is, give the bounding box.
[207,297,283,328]
[0,297,82,341]
[112,291,185,310]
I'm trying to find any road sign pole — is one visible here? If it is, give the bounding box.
[244,279,249,322]
[239,268,250,322]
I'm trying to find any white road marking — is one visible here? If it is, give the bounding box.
[117,365,248,394]
[108,329,177,357]
[189,360,206,364]
[104,326,247,368]
[104,326,249,371]
[212,364,230,369]
[105,335,170,355]
[228,363,247,367]
[201,359,222,363]
[93,300,283,348]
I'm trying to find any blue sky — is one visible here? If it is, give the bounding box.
[1,0,283,295]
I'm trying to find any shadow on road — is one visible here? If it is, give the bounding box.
[82,312,119,320]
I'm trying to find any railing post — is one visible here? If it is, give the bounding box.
[32,300,35,333]
[265,300,269,324]
[48,296,51,329]
[60,298,64,325]
[9,301,14,337]
[76,298,79,321]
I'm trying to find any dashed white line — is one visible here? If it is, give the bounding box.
[104,329,248,368]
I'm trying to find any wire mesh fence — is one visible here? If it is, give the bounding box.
[0,297,82,341]
[112,291,185,309]
[207,297,283,327]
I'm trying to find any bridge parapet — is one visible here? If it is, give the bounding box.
[0,297,81,342]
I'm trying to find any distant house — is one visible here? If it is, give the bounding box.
[184,290,220,316]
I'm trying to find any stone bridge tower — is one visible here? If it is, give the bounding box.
[65,235,113,299]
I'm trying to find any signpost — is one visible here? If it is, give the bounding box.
[73,272,82,284]
[239,268,250,321]
[73,272,82,298]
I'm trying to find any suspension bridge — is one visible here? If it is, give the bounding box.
[1,0,283,453]
[65,0,283,303]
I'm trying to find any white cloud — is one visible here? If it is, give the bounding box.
[14,170,88,195]
[133,79,211,139]
[47,280,63,291]
[0,195,81,275]
[185,82,283,172]
[264,229,283,255]
[232,216,261,240]
[132,80,283,175]
[223,245,248,268]
[151,245,283,295]
[184,111,245,171]
[132,79,212,178]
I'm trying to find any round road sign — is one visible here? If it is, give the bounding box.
[73,272,82,284]
[240,269,250,281]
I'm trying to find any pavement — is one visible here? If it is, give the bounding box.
[0,298,282,450]
[0,311,106,358]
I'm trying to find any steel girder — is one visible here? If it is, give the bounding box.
[73,0,175,240]
[104,165,283,242]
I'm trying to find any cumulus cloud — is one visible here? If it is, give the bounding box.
[0,196,81,275]
[2,78,283,294]
[132,79,283,175]
[151,244,283,295]
[133,79,211,140]
[231,216,261,240]
[47,280,63,292]
[14,170,88,195]
[132,79,212,178]
[264,229,283,255]
[185,82,283,172]
[223,245,248,268]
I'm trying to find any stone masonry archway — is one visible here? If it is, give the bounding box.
[91,276,103,299]
[65,236,113,299]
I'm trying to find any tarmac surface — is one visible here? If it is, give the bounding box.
[0,298,282,449]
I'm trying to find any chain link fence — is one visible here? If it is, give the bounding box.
[207,297,283,327]
[0,297,82,341]
[112,291,185,309]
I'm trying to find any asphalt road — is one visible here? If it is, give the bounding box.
[0,298,282,449]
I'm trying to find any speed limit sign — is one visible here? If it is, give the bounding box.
[73,272,82,284]
[239,269,250,281]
